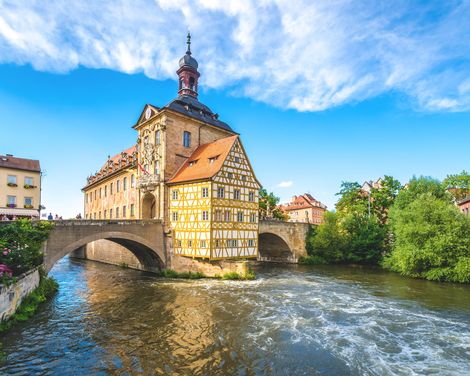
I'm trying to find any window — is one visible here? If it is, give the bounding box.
[202,187,209,198]
[234,156,240,163]
[202,210,209,221]
[172,190,179,200]
[104,209,107,219]
[189,76,195,91]
[7,195,16,205]
[104,185,107,197]
[86,193,88,203]
[155,130,161,145]
[248,239,255,247]
[209,156,218,164]
[100,188,102,198]
[217,187,224,198]
[249,191,254,202]
[94,190,97,200]
[228,172,233,179]
[183,131,191,148]
[201,240,206,248]
[110,183,113,194]
[177,240,182,247]
[188,240,193,247]
[250,213,257,223]
[93,213,96,220]
[144,164,149,174]
[215,209,223,221]
[116,180,120,192]
[234,189,240,200]
[241,175,246,181]
[224,210,231,222]
[172,211,178,221]
[123,205,127,218]
[228,239,237,247]
[24,177,33,186]
[115,207,119,218]
[23,197,33,207]
[7,175,16,185]
[99,211,101,219]
[215,240,220,248]
[130,204,135,217]
[110,209,113,218]
[155,160,160,175]
[131,174,135,188]
[123,177,128,190]
[237,211,243,222]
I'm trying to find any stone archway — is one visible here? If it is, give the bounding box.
[258,233,295,263]
[142,193,156,219]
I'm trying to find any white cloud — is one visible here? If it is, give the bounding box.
[0,0,469,112]
[277,180,293,188]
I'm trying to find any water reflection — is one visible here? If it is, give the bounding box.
[0,258,469,376]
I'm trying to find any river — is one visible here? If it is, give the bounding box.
[1,257,469,375]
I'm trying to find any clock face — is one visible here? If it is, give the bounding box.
[145,108,152,120]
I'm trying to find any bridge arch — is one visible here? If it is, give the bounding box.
[258,232,295,263]
[43,221,165,273]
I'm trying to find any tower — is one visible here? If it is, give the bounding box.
[177,32,200,98]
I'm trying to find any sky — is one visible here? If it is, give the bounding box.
[0,0,469,218]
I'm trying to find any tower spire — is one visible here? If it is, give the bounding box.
[186,31,191,55]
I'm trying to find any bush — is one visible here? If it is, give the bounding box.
[161,269,205,279]
[384,189,470,283]
[0,220,53,278]
[298,255,328,265]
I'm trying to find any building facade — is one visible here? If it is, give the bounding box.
[0,154,41,219]
[82,34,260,260]
[457,196,470,216]
[280,194,326,224]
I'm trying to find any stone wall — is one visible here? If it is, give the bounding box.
[0,268,40,323]
[71,240,143,270]
[170,255,249,277]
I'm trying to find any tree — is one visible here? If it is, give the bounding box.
[384,185,470,283]
[442,170,470,201]
[370,175,402,225]
[258,188,288,221]
[335,181,367,215]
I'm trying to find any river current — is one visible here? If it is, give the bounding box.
[1,257,469,375]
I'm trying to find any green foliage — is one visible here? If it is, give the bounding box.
[118,262,129,269]
[336,182,366,215]
[221,270,256,280]
[370,176,402,224]
[442,170,470,201]
[161,269,205,279]
[298,255,328,265]
[0,220,53,277]
[384,180,470,283]
[259,188,288,221]
[0,271,58,333]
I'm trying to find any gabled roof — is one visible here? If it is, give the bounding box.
[0,154,40,172]
[281,194,327,211]
[133,96,235,134]
[168,136,238,184]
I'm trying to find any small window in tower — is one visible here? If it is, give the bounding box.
[189,76,195,91]
[183,131,191,148]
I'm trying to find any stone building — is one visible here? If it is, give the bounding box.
[82,34,260,260]
[0,154,41,219]
[280,194,326,224]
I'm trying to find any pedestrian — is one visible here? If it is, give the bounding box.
[48,213,53,221]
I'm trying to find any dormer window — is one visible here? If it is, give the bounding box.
[208,155,219,164]
[188,159,198,167]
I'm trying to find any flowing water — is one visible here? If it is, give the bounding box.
[1,257,469,375]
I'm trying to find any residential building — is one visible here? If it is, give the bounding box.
[457,196,470,216]
[0,154,41,219]
[361,178,383,194]
[280,194,327,224]
[82,34,260,260]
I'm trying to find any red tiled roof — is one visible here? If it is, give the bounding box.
[0,155,40,172]
[280,193,327,211]
[168,136,238,184]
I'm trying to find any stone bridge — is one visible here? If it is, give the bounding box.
[258,220,311,263]
[41,219,311,272]
[43,220,165,273]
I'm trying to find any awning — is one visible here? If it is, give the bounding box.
[0,208,40,217]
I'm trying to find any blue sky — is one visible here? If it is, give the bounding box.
[0,1,469,218]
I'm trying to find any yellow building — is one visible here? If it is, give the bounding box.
[0,154,41,219]
[168,136,260,259]
[82,34,260,261]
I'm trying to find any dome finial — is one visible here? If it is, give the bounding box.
[186,31,191,55]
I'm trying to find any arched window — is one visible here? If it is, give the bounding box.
[155,130,161,145]
[155,160,160,175]
[189,76,195,91]
[131,174,135,188]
